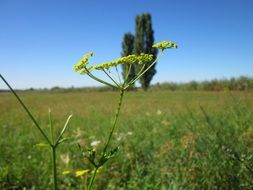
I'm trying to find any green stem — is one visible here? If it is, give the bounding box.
[87,168,98,190]
[0,74,51,145]
[115,65,122,85]
[124,64,132,86]
[84,68,117,88]
[125,64,142,87]
[134,63,146,80]
[86,89,125,190]
[49,109,54,145]
[55,114,72,145]
[102,88,125,155]
[102,69,120,88]
[51,145,58,190]
[49,110,58,190]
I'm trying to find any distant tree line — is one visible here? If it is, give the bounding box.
[151,76,253,91]
[1,76,252,93]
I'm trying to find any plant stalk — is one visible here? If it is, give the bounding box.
[102,88,125,154]
[87,168,98,190]
[0,74,51,144]
[87,88,125,190]
[84,68,117,88]
[51,145,58,190]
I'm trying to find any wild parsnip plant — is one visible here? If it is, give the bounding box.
[0,74,72,190]
[73,40,177,189]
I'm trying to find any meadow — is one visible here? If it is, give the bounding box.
[1,89,253,189]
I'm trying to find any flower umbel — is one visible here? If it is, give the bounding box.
[73,52,94,74]
[73,40,177,90]
[93,53,153,70]
[74,53,153,73]
[152,40,178,51]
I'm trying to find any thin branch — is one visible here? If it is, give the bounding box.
[102,69,120,88]
[0,74,51,145]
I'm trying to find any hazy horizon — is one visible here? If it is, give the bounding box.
[1,75,252,91]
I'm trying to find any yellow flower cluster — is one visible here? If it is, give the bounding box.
[75,169,89,177]
[62,169,89,177]
[152,41,178,51]
[94,53,153,70]
[73,52,153,74]
[73,52,94,73]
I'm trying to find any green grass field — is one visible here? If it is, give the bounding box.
[1,90,253,189]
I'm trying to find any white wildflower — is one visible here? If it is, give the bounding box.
[156,109,162,115]
[127,131,133,136]
[90,140,101,147]
[60,154,70,165]
[117,133,125,141]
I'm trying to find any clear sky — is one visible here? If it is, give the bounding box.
[0,0,253,89]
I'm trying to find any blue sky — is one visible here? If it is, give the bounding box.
[0,0,253,89]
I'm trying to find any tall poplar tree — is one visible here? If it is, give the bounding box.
[121,32,135,85]
[134,13,157,90]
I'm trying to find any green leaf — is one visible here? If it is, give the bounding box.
[55,114,72,144]
[57,138,68,145]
